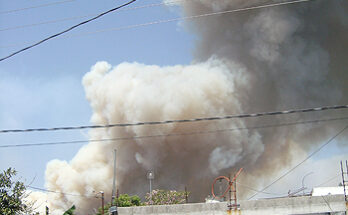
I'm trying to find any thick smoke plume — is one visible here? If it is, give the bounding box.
[33,0,348,214]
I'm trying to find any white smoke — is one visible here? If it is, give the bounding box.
[35,0,348,214]
[41,58,267,214]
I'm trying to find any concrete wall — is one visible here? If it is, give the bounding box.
[240,195,346,215]
[117,195,347,215]
[118,202,227,215]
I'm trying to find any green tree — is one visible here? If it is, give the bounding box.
[63,205,76,215]
[95,194,143,215]
[0,168,31,215]
[115,194,142,207]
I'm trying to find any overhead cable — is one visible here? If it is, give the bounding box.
[27,185,96,198]
[0,0,137,62]
[0,105,347,134]
[0,0,184,32]
[236,182,287,196]
[0,0,76,15]
[315,174,341,187]
[1,116,348,148]
[247,124,348,200]
[63,0,316,39]
[0,0,315,55]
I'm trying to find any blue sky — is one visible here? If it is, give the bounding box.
[0,0,194,187]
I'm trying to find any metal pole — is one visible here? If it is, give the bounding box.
[228,173,232,211]
[219,178,223,199]
[234,181,237,209]
[111,149,117,205]
[147,170,154,205]
[150,178,152,205]
[109,149,118,215]
[185,186,188,203]
[341,161,347,202]
[101,191,104,215]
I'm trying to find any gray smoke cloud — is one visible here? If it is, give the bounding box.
[31,0,348,214]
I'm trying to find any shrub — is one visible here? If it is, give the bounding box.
[115,194,142,207]
[95,194,143,215]
[145,189,188,205]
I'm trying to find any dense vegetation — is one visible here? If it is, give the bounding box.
[0,168,31,215]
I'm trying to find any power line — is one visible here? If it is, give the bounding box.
[28,182,284,200]
[315,174,341,187]
[0,0,76,15]
[62,0,316,39]
[0,0,185,32]
[0,0,316,53]
[247,124,348,200]
[27,185,96,198]
[1,116,347,148]
[0,105,347,134]
[236,182,287,196]
[0,0,137,62]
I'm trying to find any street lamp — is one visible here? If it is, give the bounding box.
[147,170,155,204]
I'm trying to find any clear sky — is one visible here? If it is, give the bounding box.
[0,0,347,202]
[0,0,194,188]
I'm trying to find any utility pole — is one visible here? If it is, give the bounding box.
[110,149,118,215]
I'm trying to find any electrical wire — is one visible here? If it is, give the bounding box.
[247,124,348,200]
[0,0,185,32]
[236,182,287,196]
[0,0,76,15]
[0,0,137,62]
[1,116,347,148]
[0,0,316,56]
[27,185,96,198]
[0,105,347,134]
[315,174,341,187]
[62,0,317,39]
